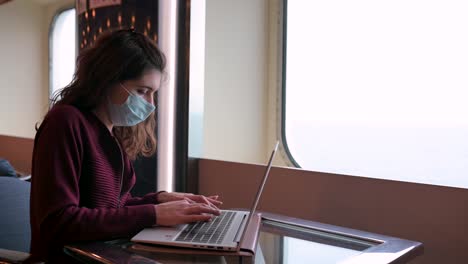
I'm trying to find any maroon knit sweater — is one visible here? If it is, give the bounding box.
[30,105,158,261]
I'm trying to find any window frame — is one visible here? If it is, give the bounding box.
[48,6,76,103]
[280,0,301,168]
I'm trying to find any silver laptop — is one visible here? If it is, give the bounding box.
[131,141,279,251]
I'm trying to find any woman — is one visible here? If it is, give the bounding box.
[29,29,221,262]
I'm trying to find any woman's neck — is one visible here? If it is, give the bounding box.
[93,105,114,134]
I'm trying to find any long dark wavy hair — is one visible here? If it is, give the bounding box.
[51,29,166,160]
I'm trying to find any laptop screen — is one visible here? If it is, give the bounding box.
[236,141,279,250]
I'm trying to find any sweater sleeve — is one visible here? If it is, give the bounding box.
[30,107,156,247]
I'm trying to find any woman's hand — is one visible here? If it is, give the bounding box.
[154,200,221,226]
[157,192,222,209]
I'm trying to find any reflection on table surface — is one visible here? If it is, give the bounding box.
[258,218,379,264]
[259,232,362,264]
[64,212,422,264]
[66,232,364,264]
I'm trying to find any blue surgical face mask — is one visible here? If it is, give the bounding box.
[107,83,155,127]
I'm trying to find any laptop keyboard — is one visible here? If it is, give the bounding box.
[175,211,236,244]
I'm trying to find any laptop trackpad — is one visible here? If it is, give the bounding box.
[133,225,186,243]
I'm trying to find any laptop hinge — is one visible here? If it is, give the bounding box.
[233,214,248,242]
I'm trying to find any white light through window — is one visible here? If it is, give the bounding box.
[284,0,468,188]
[51,9,76,97]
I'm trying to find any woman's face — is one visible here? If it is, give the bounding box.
[109,68,162,106]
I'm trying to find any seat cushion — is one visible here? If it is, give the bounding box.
[0,177,30,252]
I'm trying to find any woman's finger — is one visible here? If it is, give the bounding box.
[185,204,220,216]
[184,197,196,204]
[198,195,220,210]
[189,194,222,209]
[186,194,205,203]
[206,197,223,205]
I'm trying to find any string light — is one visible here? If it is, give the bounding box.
[78,3,159,49]
[146,17,151,30]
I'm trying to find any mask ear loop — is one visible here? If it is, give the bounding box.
[119,82,133,96]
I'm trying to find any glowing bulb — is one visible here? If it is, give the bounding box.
[92,9,95,18]
[106,18,110,28]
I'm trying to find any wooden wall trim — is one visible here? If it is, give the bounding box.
[0,134,34,174]
[198,158,468,264]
